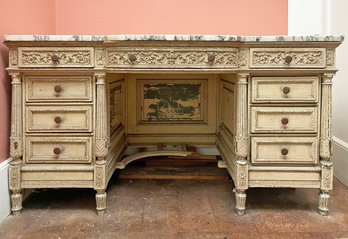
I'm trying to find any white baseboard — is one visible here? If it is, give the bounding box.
[0,158,11,223]
[332,136,348,186]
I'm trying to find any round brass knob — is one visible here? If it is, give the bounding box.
[54,116,62,124]
[51,54,60,63]
[208,54,216,63]
[128,54,137,62]
[281,118,289,125]
[282,86,290,94]
[284,55,293,64]
[53,147,61,155]
[281,148,289,156]
[54,85,62,93]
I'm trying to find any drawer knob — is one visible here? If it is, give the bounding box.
[51,54,60,64]
[284,55,293,64]
[208,54,216,63]
[128,54,137,62]
[281,148,289,156]
[281,117,289,125]
[53,147,61,155]
[282,86,290,94]
[54,116,62,124]
[54,85,62,93]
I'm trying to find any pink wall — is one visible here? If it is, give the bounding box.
[55,0,287,35]
[0,0,288,163]
[0,0,55,162]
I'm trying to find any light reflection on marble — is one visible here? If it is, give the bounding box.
[4,34,344,42]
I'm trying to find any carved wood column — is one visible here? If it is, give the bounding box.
[94,73,108,214]
[320,73,334,160]
[95,73,109,159]
[235,73,249,159]
[9,72,23,215]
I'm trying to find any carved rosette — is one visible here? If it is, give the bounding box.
[235,74,249,158]
[18,47,94,67]
[320,161,333,190]
[106,48,238,68]
[95,73,109,158]
[320,74,334,160]
[250,48,326,68]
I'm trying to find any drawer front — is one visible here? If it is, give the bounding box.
[251,76,319,103]
[251,107,318,133]
[106,47,238,68]
[25,136,92,163]
[26,76,92,102]
[250,48,326,68]
[26,106,93,132]
[251,137,318,165]
[18,47,94,67]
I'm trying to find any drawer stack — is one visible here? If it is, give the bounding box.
[250,76,320,166]
[24,76,94,164]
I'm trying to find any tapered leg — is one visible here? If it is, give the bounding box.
[318,190,330,216]
[11,190,23,215]
[96,189,107,215]
[235,189,247,215]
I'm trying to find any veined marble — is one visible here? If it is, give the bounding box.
[4,34,344,42]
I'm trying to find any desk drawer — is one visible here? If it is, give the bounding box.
[26,105,92,132]
[25,136,92,164]
[250,48,326,68]
[251,107,318,133]
[106,47,238,68]
[26,76,92,102]
[251,76,319,103]
[251,137,318,165]
[18,47,94,67]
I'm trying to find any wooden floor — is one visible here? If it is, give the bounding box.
[1,158,348,239]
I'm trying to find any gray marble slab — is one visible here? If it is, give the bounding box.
[4,34,344,42]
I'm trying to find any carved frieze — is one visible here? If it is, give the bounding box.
[250,48,326,68]
[106,48,238,68]
[10,48,18,66]
[18,47,94,67]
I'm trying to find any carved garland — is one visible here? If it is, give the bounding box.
[107,49,238,66]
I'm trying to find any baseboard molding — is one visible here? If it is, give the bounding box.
[332,136,348,186]
[0,158,11,223]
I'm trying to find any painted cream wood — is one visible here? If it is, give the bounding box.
[4,35,342,216]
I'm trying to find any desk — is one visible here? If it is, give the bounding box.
[4,35,343,215]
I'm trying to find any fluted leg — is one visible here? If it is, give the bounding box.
[96,189,107,215]
[11,190,23,215]
[318,190,330,216]
[235,189,247,215]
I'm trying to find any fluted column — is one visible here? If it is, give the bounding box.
[9,73,23,215]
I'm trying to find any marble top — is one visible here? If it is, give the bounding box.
[4,34,345,42]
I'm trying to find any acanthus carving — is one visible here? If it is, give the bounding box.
[107,49,238,67]
[251,49,325,67]
[19,48,93,66]
[235,137,249,158]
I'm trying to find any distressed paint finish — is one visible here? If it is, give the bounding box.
[4,35,342,216]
